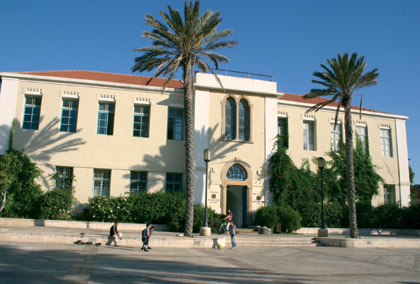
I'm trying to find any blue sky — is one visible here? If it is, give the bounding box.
[1,0,419,184]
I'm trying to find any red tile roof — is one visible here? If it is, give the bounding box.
[17,70,184,89]
[279,92,387,114]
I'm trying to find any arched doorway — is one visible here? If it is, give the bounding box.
[221,160,252,227]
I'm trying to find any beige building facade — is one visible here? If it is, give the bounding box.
[0,71,410,227]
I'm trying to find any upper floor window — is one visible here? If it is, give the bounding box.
[356,125,368,153]
[93,169,111,196]
[384,184,395,204]
[166,173,183,192]
[278,117,288,148]
[225,97,236,140]
[227,164,247,181]
[60,99,79,133]
[55,166,74,189]
[303,120,315,151]
[330,122,342,151]
[238,99,250,141]
[97,102,115,135]
[380,128,392,157]
[133,105,150,138]
[167,108,184,140]
[130,171,147,194]
[22,96,41,130]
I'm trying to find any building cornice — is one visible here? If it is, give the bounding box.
[0,72,183,94]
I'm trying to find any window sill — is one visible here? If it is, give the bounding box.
[221,139,254,144]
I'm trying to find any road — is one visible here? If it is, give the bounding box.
[0,241,419,283]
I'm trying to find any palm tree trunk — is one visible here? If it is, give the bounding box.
[345,104,358,238]
[183,61,195,237]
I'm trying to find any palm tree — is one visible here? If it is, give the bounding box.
[303,53,378,238]
[132,0,237,237]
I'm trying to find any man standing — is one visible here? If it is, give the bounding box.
[229,220,237,248]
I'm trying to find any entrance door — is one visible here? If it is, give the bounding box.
[227,185,247,227]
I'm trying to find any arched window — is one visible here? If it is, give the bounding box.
[238,99,250,141]
[227,164,247,181]
[225,97,236,140]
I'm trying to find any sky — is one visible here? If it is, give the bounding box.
[1,0,419,184]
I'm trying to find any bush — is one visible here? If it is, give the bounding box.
[255,205,302,233]
[298,202,320,227]
[356,201,372,228]
[324,202,348,228]
[255,205,278,230]
[39,189,75,220]
[277,206,302,233]
[369,203,402,228]
[401,203,420,229]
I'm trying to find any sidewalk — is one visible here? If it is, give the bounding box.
[1,218,420,248]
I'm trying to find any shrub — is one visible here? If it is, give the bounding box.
[369,203,402,228]
[255,205,278,230]
[401,203,420,229]
[277,206,302,233]
[356,201,372,228]
[324,202,348,228]
[39,189,75,220]
[298,202,320,227]
[255,205,302,233]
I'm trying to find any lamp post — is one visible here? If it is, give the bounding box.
[203,149,210,228]
[317,157,328,237]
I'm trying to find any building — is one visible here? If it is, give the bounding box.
[0,70,411,227]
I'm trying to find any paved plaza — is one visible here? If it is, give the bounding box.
[1,241,420,284]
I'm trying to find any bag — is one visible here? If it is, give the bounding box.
[142,228,147,242]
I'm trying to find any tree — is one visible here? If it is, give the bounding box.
[303,53,379,238]
[0,152,19,212]
[132,0,237,236]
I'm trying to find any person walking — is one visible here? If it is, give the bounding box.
[229,220,237,248]
[109,222,120,247]
[141,224,152,252]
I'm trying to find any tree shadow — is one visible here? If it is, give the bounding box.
[122,124,242,196]
[10,116,86,189]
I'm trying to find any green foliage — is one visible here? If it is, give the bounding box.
[39,189,74,220]
[0,149,43,218]
[255,205,302,233]
[324,202,348,228]
[356,201,373,228]
[298,202,321,227]
[401,203,420,229]
[369,203,402,229]
[326,140,383,203]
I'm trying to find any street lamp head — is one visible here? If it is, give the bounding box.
[203,149,210,162]
[317,157,325,170]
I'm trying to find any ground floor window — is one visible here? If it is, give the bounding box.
[130,171,147,194]
[384,184,396,204]
[55,166,74,189]
[166,173,183,192]
[93,169,111,196]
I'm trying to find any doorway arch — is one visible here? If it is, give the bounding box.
[220,159,252,227]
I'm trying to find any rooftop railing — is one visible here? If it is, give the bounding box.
[198,69,274,82]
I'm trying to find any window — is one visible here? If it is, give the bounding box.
[303,121,315,151]
[238,99,250,141]
[166,173,183,192]
[55,166,73,189]
[97,102,115,135]
[225,97,236,140]
[384,184,395,204]
[133,105,150,138]
[227,164,247,181]
[93,169,111,196]
[167,108,184,140]
[330,122,342,151]
[22,96,41,130]
[356,125,368,153]
[60,99,79,133]
[380,128,392,157]
[130,171,147,194]
[278,117,288,148]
